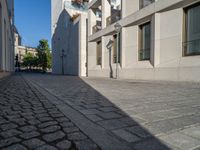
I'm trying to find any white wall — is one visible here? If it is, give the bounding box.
[88,0,200,81]
[0,0,14,72]
[51,0,87,76]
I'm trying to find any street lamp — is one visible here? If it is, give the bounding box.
[60,49,66,75]
[114,22,122,79]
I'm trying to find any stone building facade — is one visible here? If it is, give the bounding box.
[87,0,200,81]
[0,0,15,73]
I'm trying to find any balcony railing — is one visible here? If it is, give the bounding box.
[106,11,121,26]
[92,21,102,34]
[140,0,154,9]
[183,39,200,56]
[139,48,150,61]
[64,0,88,12]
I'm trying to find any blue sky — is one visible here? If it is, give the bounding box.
[15,0,51,48]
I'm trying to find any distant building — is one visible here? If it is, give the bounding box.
[14,26,37,64]
[51,0,88,76]
[0,0,15,73]
[16,46,37,64]
[14,26,22,48]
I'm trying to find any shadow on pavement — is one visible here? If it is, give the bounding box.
[21,73,175,150]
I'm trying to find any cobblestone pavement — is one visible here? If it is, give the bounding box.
[0,75,100,150]
[22,73,200,150]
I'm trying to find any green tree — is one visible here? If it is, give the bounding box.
[22,53,38,70]
[37,39,52,72]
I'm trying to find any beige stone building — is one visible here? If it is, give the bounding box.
[0,0,15,73]
[16,46,37,63]
[87,0,200,81]
[14,26,37,64]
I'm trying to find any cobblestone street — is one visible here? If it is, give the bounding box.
[0,75,99,150]
[1,73,200,150]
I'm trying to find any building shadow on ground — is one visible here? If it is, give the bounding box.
[23,73,173,150]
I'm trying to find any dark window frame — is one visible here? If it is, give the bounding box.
[96,40,102,65]
[183,2,200,56]
[138,22,151,61]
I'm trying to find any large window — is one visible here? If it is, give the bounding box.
[140,0,154,9]
[96,41,102,65]
[113,34,121,63]
[184,3,200,56]
[139,22,151,61]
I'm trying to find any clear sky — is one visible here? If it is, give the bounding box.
[14,0,51,48]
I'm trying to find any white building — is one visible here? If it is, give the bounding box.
[0,0,15,73]
[87,0,200,81]
[51,0,88,76]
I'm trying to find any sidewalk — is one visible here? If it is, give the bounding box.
[22,73,200,150]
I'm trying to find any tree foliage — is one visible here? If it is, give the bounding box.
[37,39,52,72]
[21,39,52,72]
[22,53,38,69]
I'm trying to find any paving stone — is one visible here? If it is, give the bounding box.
[36,113,49,118]
[6,115,21,120]
[2,144,27,150]
[56,140,72,150]
[84,104,100,109]
[75,139,100,150]
[193,147,200,150]
[181,126,200,140]
[39,117,53,122]
[60,122,74,128]
[28,119,41,125]
[68,132,88,141]
[0,129,22,138]
[126,126,151,138]
[20,131,40,139]
[35,145,58,150]
[43,131,65,142]
[98,119,128,130]
[1,123,18,131]
[98,112,122,119]
[80,109,101,115]
[38,121,58,128]
[22,138,45,149]
[50,113,64,118]
[56,117,70,123]
[0,137,21,148]
[40,125,61,133]
[63,127,79,134]
[120,117,138,126]
[160,132,200,150]
[34,110,47,114]
[98,107,119,112]
[0,119,8,125]
[113,129,140,143]
[20,125,37,132]
[86,114,103,122]
[133,138,171,150]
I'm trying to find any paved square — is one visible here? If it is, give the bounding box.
[1,73,200,150]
